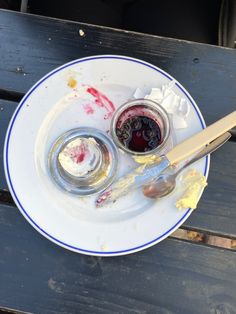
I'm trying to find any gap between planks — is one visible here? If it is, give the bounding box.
[171,229,236,251]
[0,307,32,314]
[0,89,24,102]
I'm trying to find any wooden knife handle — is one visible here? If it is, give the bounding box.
[166,111,236,164]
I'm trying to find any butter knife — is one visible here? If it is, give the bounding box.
[96,110,236,207]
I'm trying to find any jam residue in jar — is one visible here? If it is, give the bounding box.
[116,115,162,152]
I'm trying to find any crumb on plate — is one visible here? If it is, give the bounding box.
[67,77,77,88]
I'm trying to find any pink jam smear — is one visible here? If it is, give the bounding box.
[86,87,115,119]
[83,103,94,115]
[68,142,89,163]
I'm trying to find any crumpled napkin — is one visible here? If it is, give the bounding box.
[133,81,190,129]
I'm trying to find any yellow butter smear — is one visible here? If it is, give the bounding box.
[110,173,136,200]
[176,169,207,210]
[109,165,147,201]
[133,155,161,164]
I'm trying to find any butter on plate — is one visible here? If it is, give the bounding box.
[176,169,207,210]
[133,154,161,164]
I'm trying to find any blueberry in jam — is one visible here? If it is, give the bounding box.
[116,116,162,152]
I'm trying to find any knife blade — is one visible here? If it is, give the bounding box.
[96,156,170,207]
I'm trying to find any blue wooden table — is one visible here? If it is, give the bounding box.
[0,9,235,314]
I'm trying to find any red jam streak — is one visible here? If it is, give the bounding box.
[96,189,111,207]
[83,103,94,115]
[116,116,162,152]
[86,87,115,119]
[68,143,88,163]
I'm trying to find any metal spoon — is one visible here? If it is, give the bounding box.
[142,132,231,199]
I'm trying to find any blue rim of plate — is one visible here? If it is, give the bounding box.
[4,55,209,256]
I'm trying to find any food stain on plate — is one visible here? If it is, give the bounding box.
[100,243,109,251]
[67,77,77,89]
[64,82,116,120]
[86,86,115,119]
[83,103,94,115]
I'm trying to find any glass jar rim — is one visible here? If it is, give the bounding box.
[110,98,171,156]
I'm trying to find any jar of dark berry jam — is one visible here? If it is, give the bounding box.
[110,99,170,156]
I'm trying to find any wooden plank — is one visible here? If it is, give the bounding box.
[0,10,236,125]
[186,141,236,238]
[0,100,17,191]
[0,204,236,314]
[0,99,236,237]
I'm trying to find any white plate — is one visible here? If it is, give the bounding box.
[4,55,209,256]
